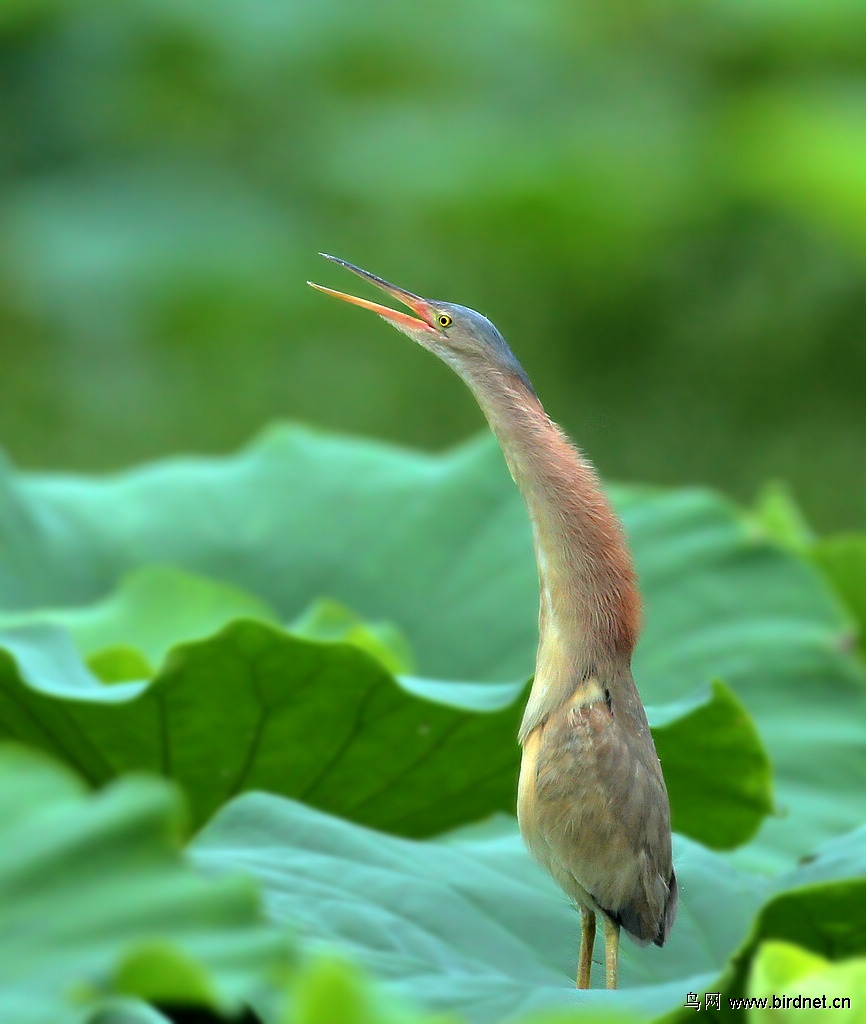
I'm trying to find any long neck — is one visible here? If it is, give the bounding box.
[457,360,641,737]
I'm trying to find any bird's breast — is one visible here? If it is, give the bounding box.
[517,679,613,910]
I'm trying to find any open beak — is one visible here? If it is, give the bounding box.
[308,254,438,336]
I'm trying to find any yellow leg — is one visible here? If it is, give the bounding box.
[603,915,620,990]
[576,908,596,988]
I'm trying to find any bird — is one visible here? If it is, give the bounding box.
[308,254,677,990]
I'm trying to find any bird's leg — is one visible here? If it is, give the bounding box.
[576,908,596,989]
[603,915,620,990]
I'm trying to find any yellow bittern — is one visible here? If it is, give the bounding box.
[309,255,677,990]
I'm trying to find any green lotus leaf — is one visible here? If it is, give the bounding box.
[0,617,766,847]
[650,679,773,850]
[662,825,866,1022]
[0,564,278,667]
[811,534,866,659]
[0,619,526,834]
[2,426,857,865]
[748,941,865,1023]
[192,792,770,1023]
[0,744,288,1024]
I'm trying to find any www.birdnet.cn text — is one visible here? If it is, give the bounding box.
[684,991,851,1011]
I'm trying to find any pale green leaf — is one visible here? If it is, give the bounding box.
[748,942,865,1023]
[0,564,278,667]
[192,793,768,1023]
[0,744,288,1024]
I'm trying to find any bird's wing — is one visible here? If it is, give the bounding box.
[520,672,676,945]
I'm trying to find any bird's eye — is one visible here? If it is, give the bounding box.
[437,314,452,328]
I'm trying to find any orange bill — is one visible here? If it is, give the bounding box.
[308,254,437,334]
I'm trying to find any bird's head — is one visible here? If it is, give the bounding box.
[308,254,532,391]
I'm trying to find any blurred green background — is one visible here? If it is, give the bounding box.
[2,0,865,528]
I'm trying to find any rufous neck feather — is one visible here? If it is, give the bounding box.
[458,361,641,737]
